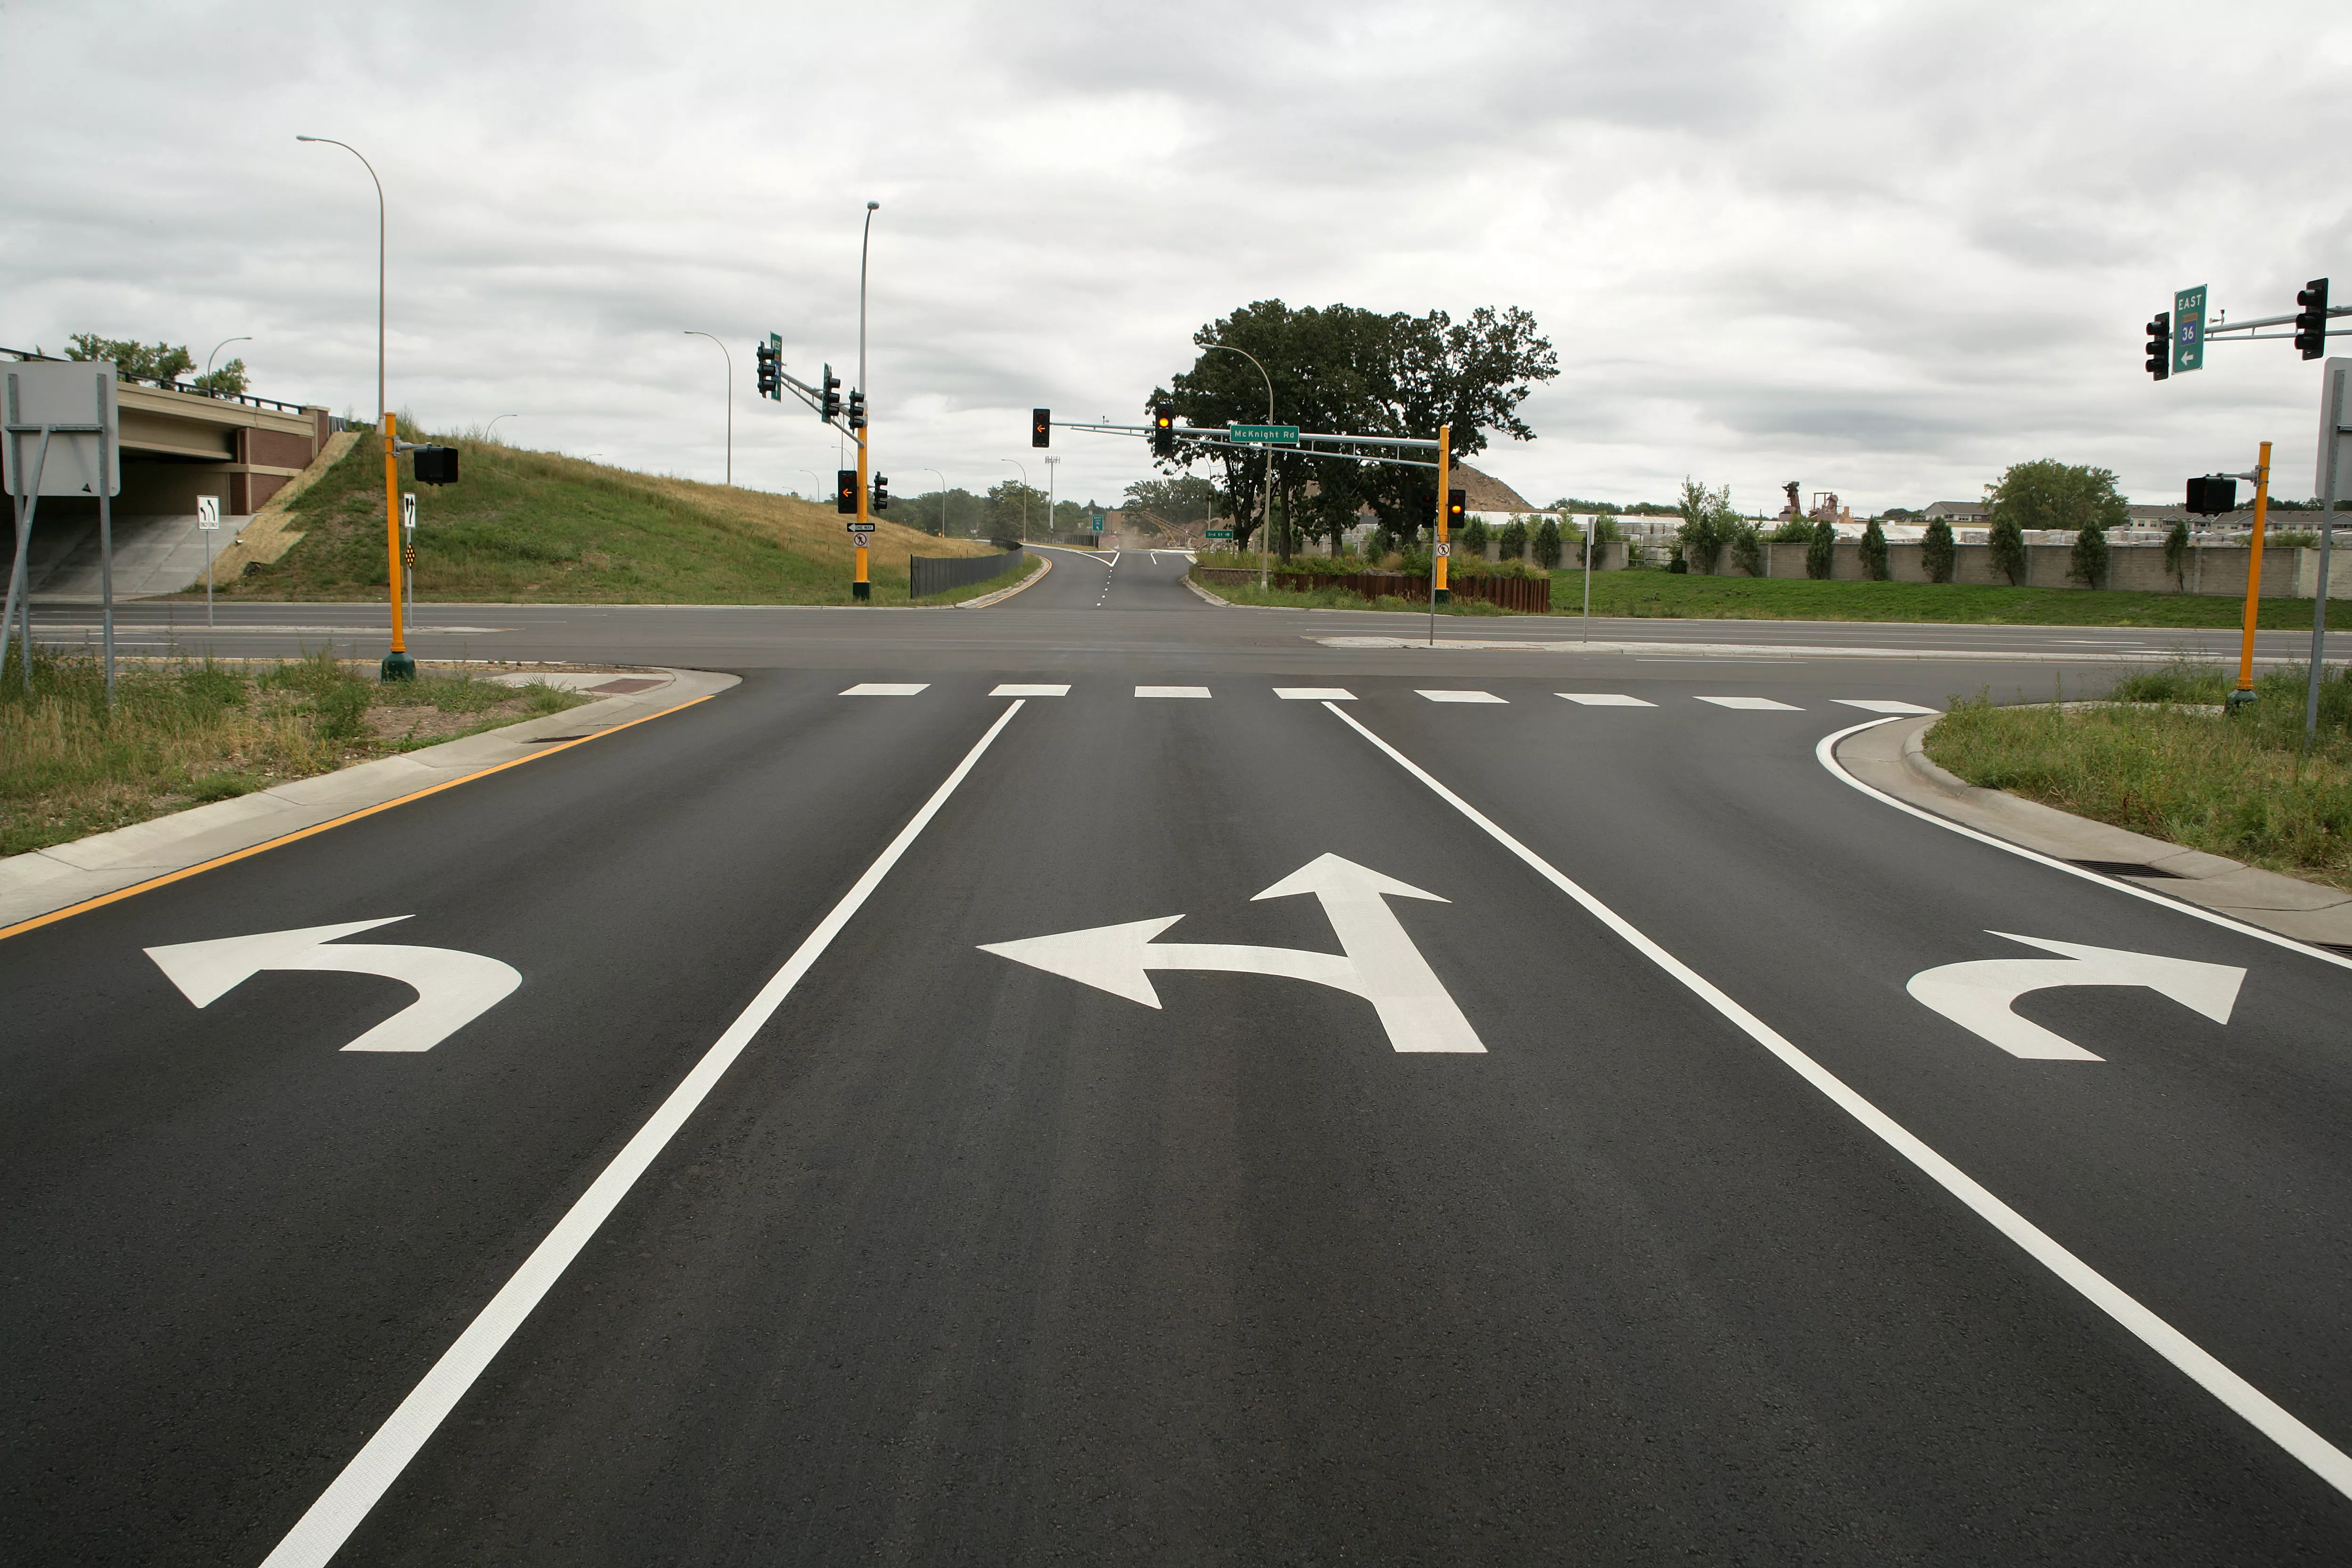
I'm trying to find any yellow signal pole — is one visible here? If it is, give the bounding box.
[382,412,412,677]
[854,424,871,600]
[2230,439,2273,710]
[1432,423,1452,605]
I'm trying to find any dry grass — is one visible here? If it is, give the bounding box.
[1926,663,2352,890]
[0,649,587,857]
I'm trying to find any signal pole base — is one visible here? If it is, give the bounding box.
[2226,687,2258,714]
[1432,588,1449,605]
[380,650,417,682]
[852,581,871,602]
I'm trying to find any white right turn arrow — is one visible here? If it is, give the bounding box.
[1906,931,2245,1061]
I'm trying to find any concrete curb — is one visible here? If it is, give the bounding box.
[1182,572,1235,607]
[959,553,1051,609]
[1835,714,2352,946]
[1314,634,2336,664]
[0,666,739,936]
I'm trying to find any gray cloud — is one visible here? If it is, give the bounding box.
[3,0,2346,516]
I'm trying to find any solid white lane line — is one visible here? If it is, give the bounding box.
[840,683,930,697]
[990,683,1070,697]
[258,702,1031,1568]
[1327,700,2352,1503]
[1836,699,1937,714]
[1416,690,1507,704]
[1274,687,1355,701]
[1696,695,1804,710]
[1557,693,1657,707]
[1136,686,1212,698]
[1818,718,2352,975]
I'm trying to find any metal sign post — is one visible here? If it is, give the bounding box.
[197,494,220,625]
[3,363,120,702]
[400,492,417,615]
[2307,359,2351,741]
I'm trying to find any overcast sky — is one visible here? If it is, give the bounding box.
[5,0,2348,514]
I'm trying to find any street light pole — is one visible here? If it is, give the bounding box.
[800,469,822,502]
[297,134,409,678]
[682,331,733,486]
[1044,455,1060,543]
[922,468,947,536]
[203,336,249,395]
[1001,458,1029,540]
[1203,342,1275,589]
[486,414,517,444]
[852,200,880,601]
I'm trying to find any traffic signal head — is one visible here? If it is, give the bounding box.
[836,468,858,514]
[1032,408,1051,448]
[412,445,459,485]
[754,341,780,401]
[1445,489,1466,531]
[1151,401,1175,457]
[872,474,889,511]
[820,365,841,422]
[2295,278,2330,361]
[847,389,866,430]
[2145,313,2170,380]
[2186,475,2237,515]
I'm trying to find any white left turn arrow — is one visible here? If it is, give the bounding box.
[1906,931,2245,1061]
[146,916,521,1053]
[979,853,1483,1052]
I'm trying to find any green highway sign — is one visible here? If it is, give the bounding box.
[1205,528,1235,539]
[1229,424,1300,445]
[2173,285,2206,375]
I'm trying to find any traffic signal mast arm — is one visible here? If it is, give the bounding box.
[773,364,856,436]
[2205,308,2351,343]
[1046,418,1447,470]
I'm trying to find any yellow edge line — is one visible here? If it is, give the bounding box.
[0,694,715,944]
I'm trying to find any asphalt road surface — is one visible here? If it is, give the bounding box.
[8,546,2351,1563]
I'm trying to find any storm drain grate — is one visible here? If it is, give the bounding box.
[2069,859,2185,879]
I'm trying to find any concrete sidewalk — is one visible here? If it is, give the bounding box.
[1836,714,2352,947]
[0,665,737,934]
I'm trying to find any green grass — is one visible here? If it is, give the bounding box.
[0,648,587,857]
[1925,662,2352,890]
[1200,578,1509,614]
[1539,570,2352,629]
[212,430,1000,606]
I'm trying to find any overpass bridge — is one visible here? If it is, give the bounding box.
[4,354,339,599]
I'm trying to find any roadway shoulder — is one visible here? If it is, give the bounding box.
[0,666,738,935]
[1836,715,2352,945]
[959,552,1051,608]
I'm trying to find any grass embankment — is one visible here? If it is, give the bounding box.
[1191,550,1525,615]
[1543,570,2352,629]
[0,649,588,857]
[1926,662,2352,891]
[212,431,1003,605]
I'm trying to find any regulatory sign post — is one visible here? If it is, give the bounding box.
[197,494,221,625]
[2174,285,2207,375]
[3,360,120,703]
[2307,358,2352,740]
[400,493,418,616]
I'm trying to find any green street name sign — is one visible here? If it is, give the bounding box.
[1205,528,1235,539]
[1229,424,1300,445]
[2173,285,2206,375]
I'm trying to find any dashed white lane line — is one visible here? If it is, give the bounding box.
[839,683,930,697]
[1556,693,1657,707]
[991,683,1070,697]
[1836,699,1939,714]
[1417,690,1507,703]
[1274,687,1357,701]
[1696,695,1805,710]
[1136,685,1212,698]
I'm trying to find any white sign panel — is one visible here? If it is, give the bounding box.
[2319,359,2352,504]
[196,495,221,531]
[2,361,121,497]
[401,492,416,531]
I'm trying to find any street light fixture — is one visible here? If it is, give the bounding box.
[486,414,518,444]
[203,336,250,395]
[1000,457,1029,540]
[682,330,733,486]
[1202,342,1276,589]
[296,134,411,678]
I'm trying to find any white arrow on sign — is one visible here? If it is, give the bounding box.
[1906,931,2245,1061]
[146,916,521,1053]
[979,852,1483,1052]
